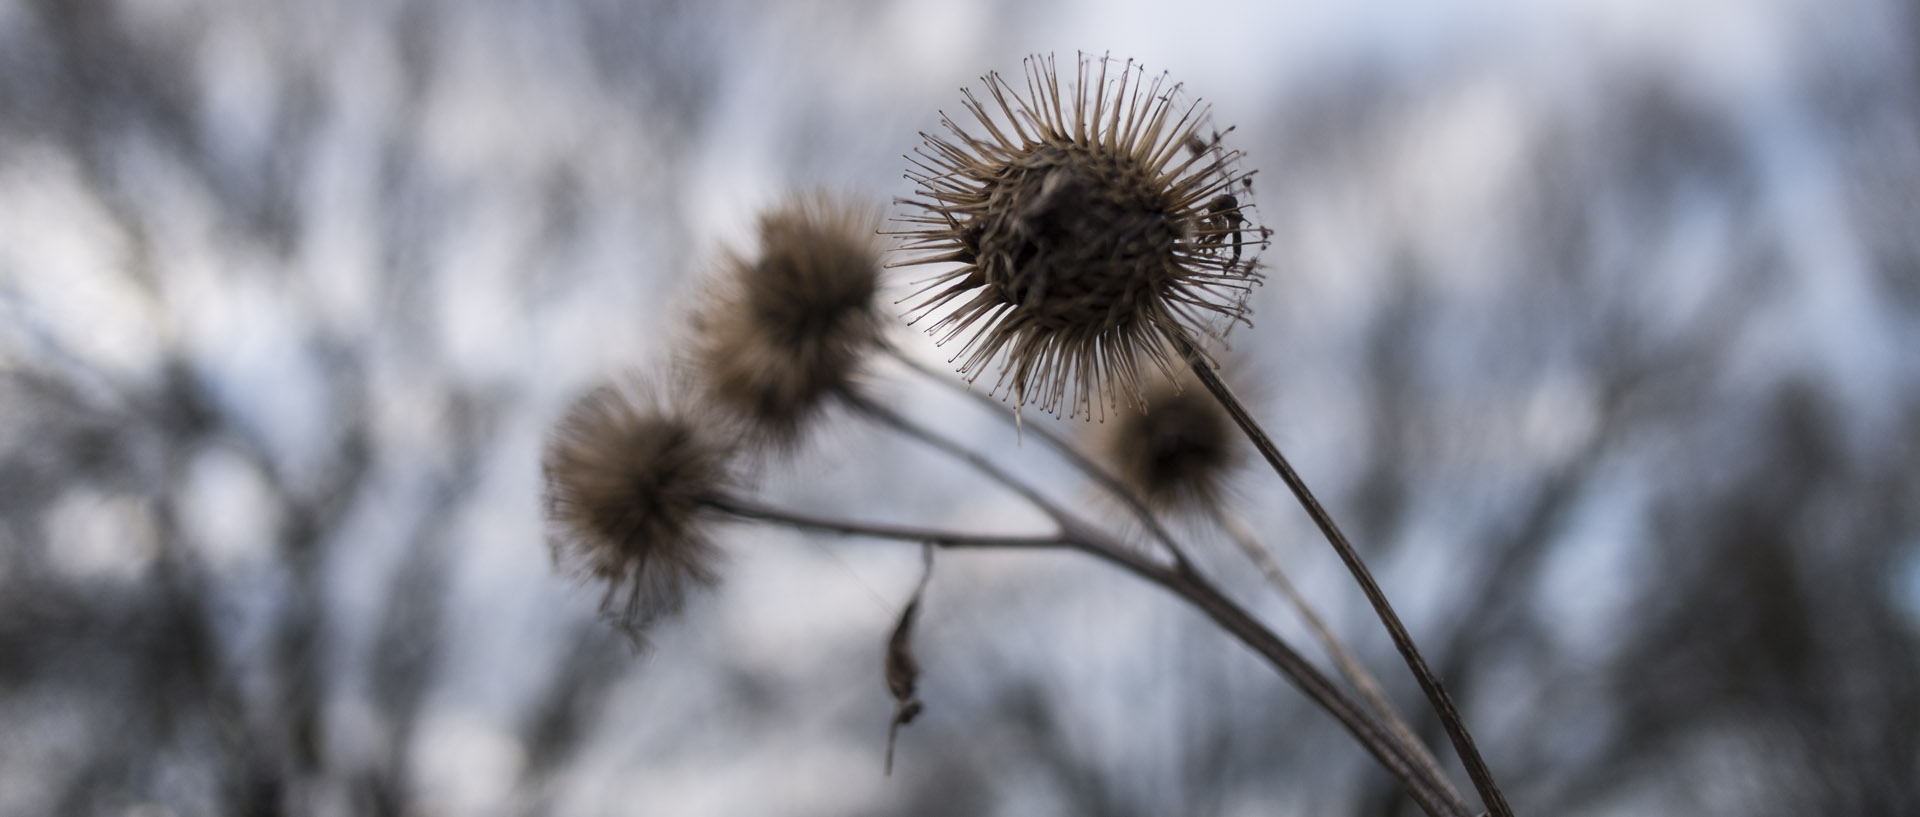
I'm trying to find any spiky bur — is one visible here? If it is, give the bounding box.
[543,379,739,644]
[1094,363,1242,512]
[892,53,1268,419]
[693,195,884,447]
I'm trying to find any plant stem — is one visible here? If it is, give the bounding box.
[1213,507,1457,805]
[710,497,1069,550]
[838,388,1080,530]
[887,344,1469,812]
[1151,563,1473,817]
[878,344,1195,569]
[828,388,1472,817]
[710,492,1467,817]
[1169,331,1512,817]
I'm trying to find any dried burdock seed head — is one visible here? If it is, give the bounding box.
[893,52,1268,419]
[693,195,884,446]
[1094,361,1241,513]
[543,378,739,643]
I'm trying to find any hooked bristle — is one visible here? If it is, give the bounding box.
[892,52,1268,420]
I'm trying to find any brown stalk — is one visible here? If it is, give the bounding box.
[818,389,1475,817]
[878,343,1194,567]
[1167,331,1513,817]
[708,491,1467,817]
[879,348,1471,813]
[1212,507,1454,801]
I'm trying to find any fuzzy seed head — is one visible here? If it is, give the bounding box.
[894,53,1268,418]
[1096,365,1239,512]
[543,379,737,642]
[694,195,884,446]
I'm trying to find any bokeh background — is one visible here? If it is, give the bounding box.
[3,0,1917,815]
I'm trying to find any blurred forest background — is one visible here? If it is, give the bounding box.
[2,0,1917,815]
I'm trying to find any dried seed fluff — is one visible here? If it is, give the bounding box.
[543,379,738,643]
[693,195,884,447]
[1095,364,1241,513]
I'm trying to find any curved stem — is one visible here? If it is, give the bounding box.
[710,496,1068,551]
[1213,507,1458,806]
[711,492,1465,817]
[879,344,1196,571]
[824,388,1470,817]
[885,342,1464,808]
[1168,331,1512,817]
[838,388,1080,532]
[1150,562,1471,817]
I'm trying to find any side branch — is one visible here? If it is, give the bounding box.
[879,343,1196,569]
[720,445,1469,816]
[825,382,1471,816]
[708,496,1067,551]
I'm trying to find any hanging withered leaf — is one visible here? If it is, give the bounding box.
[884,544,935,775]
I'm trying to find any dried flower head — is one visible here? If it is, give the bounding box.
[893,53,1267,418]
[1094,363,1241,512]
[543,378,739,642]
[693,195,884,446]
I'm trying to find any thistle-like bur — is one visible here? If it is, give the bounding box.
[1095,364,1241,513]
[893,53,1268,418]
[543,379,739,642]
[694,196,884,446]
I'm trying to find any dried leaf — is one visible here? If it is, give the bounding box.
[884,544,935,775]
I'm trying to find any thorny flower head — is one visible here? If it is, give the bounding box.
[694,195,884,446]
[1094,361,1242,513]
[893,53,1268,419]
[543,378,740,643]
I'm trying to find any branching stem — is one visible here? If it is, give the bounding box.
[710,497,1068,551]
[808,387,1473,817]
[1168,330,1512,817]
[878,343,1195,570]
[1213,506,1456,803]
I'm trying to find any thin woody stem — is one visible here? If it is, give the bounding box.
[1168,331,1513,817]
[1213,507,1458,806]
[838,389,1079,529]
[1150,561,1472,817]
[828,387,1471,817]
[709,492,1466,817]
[888,340,1461,806]
[710,497,1068,550]
[878,343,1196,569]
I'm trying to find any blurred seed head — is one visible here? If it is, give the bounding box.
[693,195,884,447]
[543,377,739,643]
[893,53,1268,419]
[1094,362,1241,513]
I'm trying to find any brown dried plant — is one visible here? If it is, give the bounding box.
[1094,362,1240,513]
[538,53,1511,817]
[892,53,1268,418]
[1087,361,1456,800]
[693,194,884,446]
[543,377,741,643]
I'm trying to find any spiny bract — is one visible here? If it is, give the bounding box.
[892,52,1267,419]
